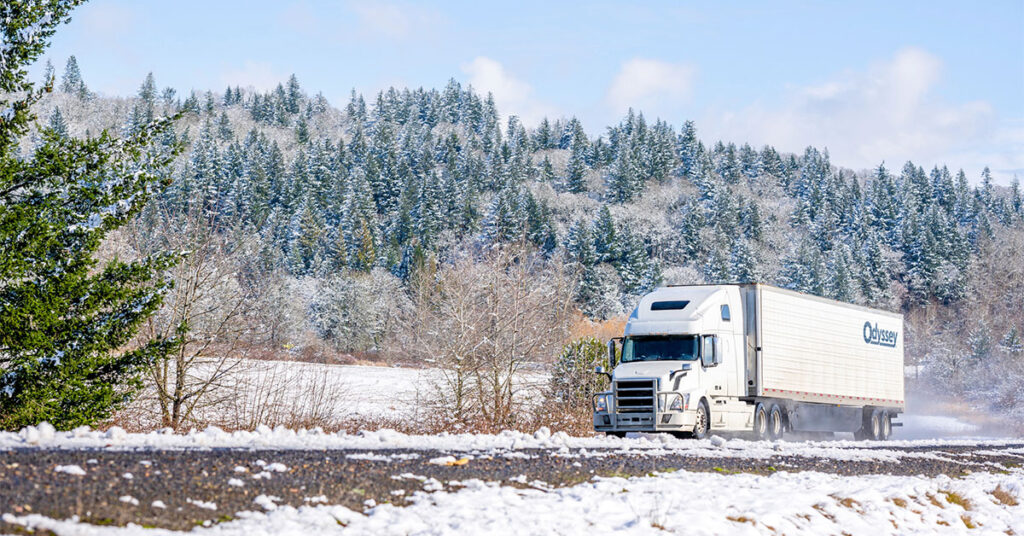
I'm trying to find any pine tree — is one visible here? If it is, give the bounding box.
[592,206,618,263]
[217,111,232,141]
[47,106,69,138]
[60,54,88,98]
[285,74,302,114]
[1,2,182,429]
[42,59,55,86]
[295,116,310,144]
[729,238,758,283]
[565,137,588,193]
[606,140,638,203]
[1010,177,1022,218]
[565,218,596,267]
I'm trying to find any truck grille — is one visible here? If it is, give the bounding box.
[615,379,656,413]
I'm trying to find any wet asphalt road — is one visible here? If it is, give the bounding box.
[2,442,1023,531]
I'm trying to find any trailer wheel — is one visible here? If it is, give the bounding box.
[880,411,892,440]
[753,403,769,440]
[768,404,784,440]
[692,400,710,440]
[869,409,884,440]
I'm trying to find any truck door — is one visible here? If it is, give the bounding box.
[702,334,729,424]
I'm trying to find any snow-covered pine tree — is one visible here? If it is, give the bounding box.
[60,54,88,98]
[1,1,183,429]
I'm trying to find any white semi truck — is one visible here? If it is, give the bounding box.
[593,284,905,440]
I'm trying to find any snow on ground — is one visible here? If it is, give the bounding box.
[4,424,1023,466]
[5,469,1023,535]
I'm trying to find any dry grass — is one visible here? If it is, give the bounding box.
[961,515,977,529]
[941,490,972,510]
[812,504,835,521]
[830,494,863,512]
[891,497,908,508]
[991,486,1019,506]
[726,516,755,525]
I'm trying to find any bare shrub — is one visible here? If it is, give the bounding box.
[398,242,575,429]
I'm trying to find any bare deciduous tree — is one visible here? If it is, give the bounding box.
[132,209,253,429]
[401,243,575,428]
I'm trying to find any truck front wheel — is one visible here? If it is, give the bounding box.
[692,400,710,440]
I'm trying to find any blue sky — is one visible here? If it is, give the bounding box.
[38,0,1024,183]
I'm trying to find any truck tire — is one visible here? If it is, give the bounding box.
[868,409,883,440]
[880,411,892,440]
[753,403,769,440]
[768,403,784,441]
[692,400,710,440]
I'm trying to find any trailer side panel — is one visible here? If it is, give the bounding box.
[757,285,905,409]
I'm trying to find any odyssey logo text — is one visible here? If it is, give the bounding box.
[863,321,898,348]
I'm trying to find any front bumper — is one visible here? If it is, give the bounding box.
[593,409,695,433]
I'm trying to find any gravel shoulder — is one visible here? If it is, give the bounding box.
[2,442,1023,531]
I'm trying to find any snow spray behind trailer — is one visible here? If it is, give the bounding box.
[593,284,904,440]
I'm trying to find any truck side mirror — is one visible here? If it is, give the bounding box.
[701,335,718,368]
[594,365,612,381]
[607,339,617,368]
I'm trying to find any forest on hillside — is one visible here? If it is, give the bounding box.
[22,56,1024,428]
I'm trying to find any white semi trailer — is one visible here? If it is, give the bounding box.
[593,284,905,440]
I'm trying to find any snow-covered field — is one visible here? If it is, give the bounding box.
[175,360,1001,441]
[5,465,1023,535]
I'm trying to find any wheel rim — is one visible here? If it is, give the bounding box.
[871,413,881,439]
[882,414,891,439]
[756,409,766,437]
[696,405,707,435]
[770,411,780,436]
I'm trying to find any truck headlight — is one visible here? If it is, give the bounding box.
[668,394,689,412]
[594,394,610,413]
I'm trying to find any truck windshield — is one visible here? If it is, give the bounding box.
[621,335,699,363]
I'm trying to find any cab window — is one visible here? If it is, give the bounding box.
[721,304,731,321]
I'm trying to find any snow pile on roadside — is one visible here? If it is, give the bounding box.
[3,423,1022,463]
[5,470,1023,535]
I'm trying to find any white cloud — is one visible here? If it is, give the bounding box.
[461,56,558,127]
[702,47,1020,182]
[220,61,285,92]
[605,58,696,116]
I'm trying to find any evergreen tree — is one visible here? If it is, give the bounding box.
[606,139,639,203]
[60,54,88,98]
[1,2,182,429]
[592,206,618,263]
[1010,177,1022,218]
[42,59,55,86]
[47,106,69,138]
[217,111,232,141]
[729,238,758,283]
[677,120,700,179]
[295,116,310,144]
[285,74,302,114]
[565,137,588,193]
